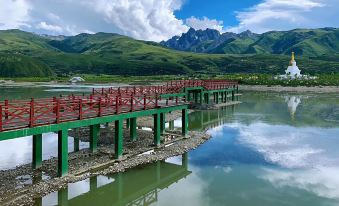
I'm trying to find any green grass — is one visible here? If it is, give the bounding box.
[2,74,338,86]
[217,73,339,86]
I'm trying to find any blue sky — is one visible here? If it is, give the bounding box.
[0,0,338,41]
[175,0,261,28]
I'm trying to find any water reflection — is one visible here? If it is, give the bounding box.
[285,95,301,120]
[1,90,338,205]
[0,133,88,170]
[37,154,190,206]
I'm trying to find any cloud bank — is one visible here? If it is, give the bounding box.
[228,0,339,33]
[186,16,224,32]
[0,0,338,41]
[0,0,188,41]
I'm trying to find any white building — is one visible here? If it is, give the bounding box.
[285,52,301,79]
[69,76,85,83]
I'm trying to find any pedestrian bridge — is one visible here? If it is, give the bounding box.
[0,80,239,176]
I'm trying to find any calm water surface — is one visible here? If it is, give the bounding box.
[0,84,339,206]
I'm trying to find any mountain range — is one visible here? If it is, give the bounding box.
[161,28,339,57]
[0,29,338,77]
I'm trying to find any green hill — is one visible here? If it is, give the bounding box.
[0,53,53,77]
[164,28,339,57]
[0,29,338,77]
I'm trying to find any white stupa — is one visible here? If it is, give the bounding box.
[285,52,301,79]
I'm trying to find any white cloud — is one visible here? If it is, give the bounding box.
[36,22,63,33]
[226,122,339,168]
[0,0,188,41]
[261,167,339,201]
[228,0,339,33]
[186,16,224,32]
[0,0,31,29]
[82,0,188,41]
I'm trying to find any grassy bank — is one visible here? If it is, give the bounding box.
[1,73,339,86]
[217,73,339,86]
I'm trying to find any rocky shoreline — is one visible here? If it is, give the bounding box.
[0,111,209,206]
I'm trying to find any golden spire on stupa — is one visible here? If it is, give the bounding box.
[290,51,295,65]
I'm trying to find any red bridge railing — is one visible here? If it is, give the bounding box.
[0,79,237,132]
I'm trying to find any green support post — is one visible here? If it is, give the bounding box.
[117,173,123,201]
[126,118,130,129]
[160,113,165,134]
[194,91,198,103]
[232,90,235,101]
[182,153,188,170]
[182,109,188,136]
[35,197,42,206]
[90,176,97,191]
[156,161,161,183]
[169,120,174,130]
[32,134,42,169]
[130,117,137,141]
[115,120,123,159]
[58,130,68,177]
[216,92,219,104]
[221,92,224,103]
[199,91,203,104]
[58,187,68,206]
[90,124,100,153]
[74,128,79,152]
[153,113,161,146]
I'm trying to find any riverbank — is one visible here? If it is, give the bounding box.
[239,85,339,93]
[0,110,211,206]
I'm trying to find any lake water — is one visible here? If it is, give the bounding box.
[0,84,339,206]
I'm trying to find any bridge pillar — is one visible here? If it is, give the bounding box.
[35,198,42,206]
[216,92,219,104]
[194,91,198,103]
[169,120,174,130]
[206,93,210,104]
[73,128,80,152]
[58,130,68,177]
[117,173,124,201]
[199,91,203,104]
[182,153,188,170]
[90,176,97,191]
[160,113,165,134]
[156,161,161,183]
[182,109,188,136]
[232,90,235,101]
[115,120,123,159]
[153,113,161,146]
[130,117,137,141]
[58,187,68,206]
[126,118,130,129]
[221,92,224,103]
[90,124,100,153]
[32,134,42,169]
